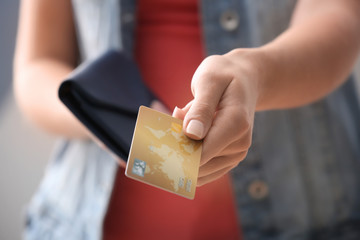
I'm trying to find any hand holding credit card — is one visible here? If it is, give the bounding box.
[126,106,202,199]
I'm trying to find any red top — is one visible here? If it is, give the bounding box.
[102,0,240,239]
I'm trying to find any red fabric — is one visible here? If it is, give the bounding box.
[134,0,202,109]
[103,0,240,239]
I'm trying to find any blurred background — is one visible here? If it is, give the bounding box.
[1,1,360,240]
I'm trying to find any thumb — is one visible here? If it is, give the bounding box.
[183,101,216,140]
[183,78,228,141]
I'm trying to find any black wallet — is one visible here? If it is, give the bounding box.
[59,50,156,160]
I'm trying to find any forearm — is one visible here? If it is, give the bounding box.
[242,1,360,110]
[14,0,89,138]
[14,59,89,138]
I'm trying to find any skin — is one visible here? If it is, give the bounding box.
[14,0,360,186]
[13,0,85,138]
[174,0,360,186]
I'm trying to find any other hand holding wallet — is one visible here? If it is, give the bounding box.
[59,50,156,160]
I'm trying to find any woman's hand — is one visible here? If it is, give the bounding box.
[173,0,360,187]
[173,49,262,186]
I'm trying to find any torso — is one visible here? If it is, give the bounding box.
[102,0,240,239]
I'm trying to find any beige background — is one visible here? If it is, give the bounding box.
[0,1,360,239]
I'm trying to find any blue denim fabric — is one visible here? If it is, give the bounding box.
[25,0,360,239]
[25,140,118,240]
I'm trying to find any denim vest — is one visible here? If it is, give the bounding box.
[25,0,360,239]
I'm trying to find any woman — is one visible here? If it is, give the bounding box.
[14,0,360,239]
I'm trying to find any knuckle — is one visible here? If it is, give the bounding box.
[202,55,234,71]
[230,108,252,136]
[191,101,215,121]
[194,55,228,81]
[200,153,211,166]
[191,55,234,97]
[197,178,207,187]
[243,131,253,149]
[228,157,239,167]
[240,150,249,160]
[230,152,247,169]
[193,69,217,88]
[224,165,235,175]
[202,55,222,66]
[234,152,246,163]
[236,131,252,150]
[232,162,240,170]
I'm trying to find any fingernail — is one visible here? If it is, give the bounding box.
[186,120,204,139]
[172,106,179,117]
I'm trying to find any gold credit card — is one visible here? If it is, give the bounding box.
[125,106,202,199]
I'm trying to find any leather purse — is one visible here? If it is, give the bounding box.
[59,50,156,160]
